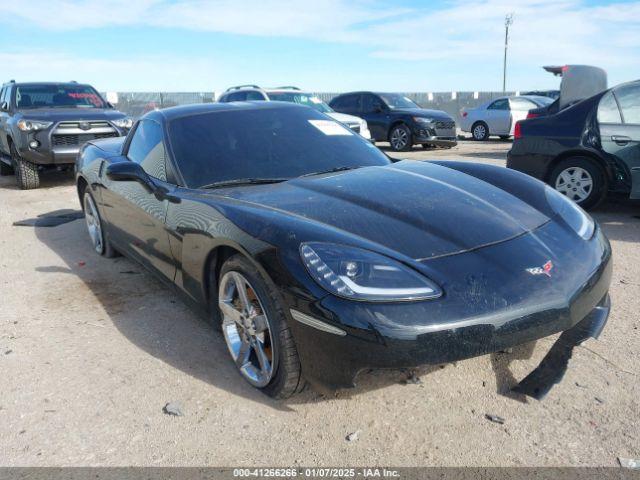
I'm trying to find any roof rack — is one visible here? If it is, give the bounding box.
[274,86,300,90]
[224,84,261,92]
[9,79,15,83]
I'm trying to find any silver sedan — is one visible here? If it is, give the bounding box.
[460,95,553,141]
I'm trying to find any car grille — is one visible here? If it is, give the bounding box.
[52,132,119,146]
[435,121,456,130]
[51,120,119,147]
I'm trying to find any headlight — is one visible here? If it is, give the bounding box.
[17,120,52,131]
[112,117,133,129]
[359,118,368,129]
[545,186,595,240]
[413,117,434,124]
[300,242,442,301]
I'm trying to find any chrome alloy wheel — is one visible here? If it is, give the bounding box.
[555,166,593,203]
[390,127,409,150]
[83,193,104,254]
[473,124,486,140]
[218,271,274,387]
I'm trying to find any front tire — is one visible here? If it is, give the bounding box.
[389,124,412,152]
[549,157,607,209]
[218,255,304,399]
[471,122,489,141]
[83,191,118,257]
[11,143,39,189]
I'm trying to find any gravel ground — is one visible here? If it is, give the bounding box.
[0,138,638,467]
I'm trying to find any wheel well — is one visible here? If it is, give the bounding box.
[77,177,88,210]
[545,151,610,184]
[471,120,488,129]
[204,245,244,308]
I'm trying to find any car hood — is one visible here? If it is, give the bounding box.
[220,161,549,260]
[326,112,363,125]
[392,108,454,120]
[17,108,128,121]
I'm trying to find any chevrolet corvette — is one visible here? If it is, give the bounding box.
[75,102,612,398]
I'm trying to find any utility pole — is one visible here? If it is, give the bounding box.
[503,13,514,93]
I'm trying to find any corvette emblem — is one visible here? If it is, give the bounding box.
[526,260,553,277]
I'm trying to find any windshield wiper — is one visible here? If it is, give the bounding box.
[198,178,289,189]
[300,166,361,178]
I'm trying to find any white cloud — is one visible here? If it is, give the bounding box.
[0,0,638,90]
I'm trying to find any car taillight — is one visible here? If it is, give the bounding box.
[514,121,522,139]
[462,111,468,117]
[526,112,539,119]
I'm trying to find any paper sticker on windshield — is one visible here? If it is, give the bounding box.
[308,120,353,136]
[310,97,322,104]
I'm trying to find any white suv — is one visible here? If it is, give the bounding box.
[218,85,372,141]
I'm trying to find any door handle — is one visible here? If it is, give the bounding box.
[611,135,631,145]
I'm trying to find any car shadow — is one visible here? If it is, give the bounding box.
[33,213,440,408]
[489,342,538,403]
[590,197,640,244]
[0,170,75,190]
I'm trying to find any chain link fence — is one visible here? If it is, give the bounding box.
[106,91,517,122]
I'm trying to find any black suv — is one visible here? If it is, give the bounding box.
[329,91,457,151]
[0,81,132,189]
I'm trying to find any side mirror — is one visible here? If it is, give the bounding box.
[106,161,154,190]
[105,161,181,203]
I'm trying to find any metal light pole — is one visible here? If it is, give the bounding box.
[502,13,514,93]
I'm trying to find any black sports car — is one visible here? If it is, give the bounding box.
[508,80,640,209]
[75,102,612,399]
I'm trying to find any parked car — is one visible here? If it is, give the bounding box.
[218,85,371,140]
[0,81,132,189]
[460,96,553,141]
[508,80,640,209]
[76,102,611,399]
[329,91,457,152]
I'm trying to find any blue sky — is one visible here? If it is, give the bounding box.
[0,0,638,93]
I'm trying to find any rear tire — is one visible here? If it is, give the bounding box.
[389,124,412,152]
[471,122,489,141]
[549,157,607,210]
[11,143,40,189]
[217,255,305,399]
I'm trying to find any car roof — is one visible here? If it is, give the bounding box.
[3,82,93,88]
[153,101,304,121]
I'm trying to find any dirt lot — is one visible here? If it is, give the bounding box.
[0,138,638,467]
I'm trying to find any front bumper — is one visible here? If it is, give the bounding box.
[413,125,457,147]
[285,223,612,395]
[14,124,126,166]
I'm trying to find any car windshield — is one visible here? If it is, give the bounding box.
[267,92,333,113]
[15,84,107,109]
[378,93,421,110]
[169,106,390,188]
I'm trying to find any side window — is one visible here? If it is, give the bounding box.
[615,84,640,125]
[332,94,358,111]
[127,120,167,181]
[488,99,510,110]
[361,94,382,113]
[598,91,622,124]
[509,98,536,111]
